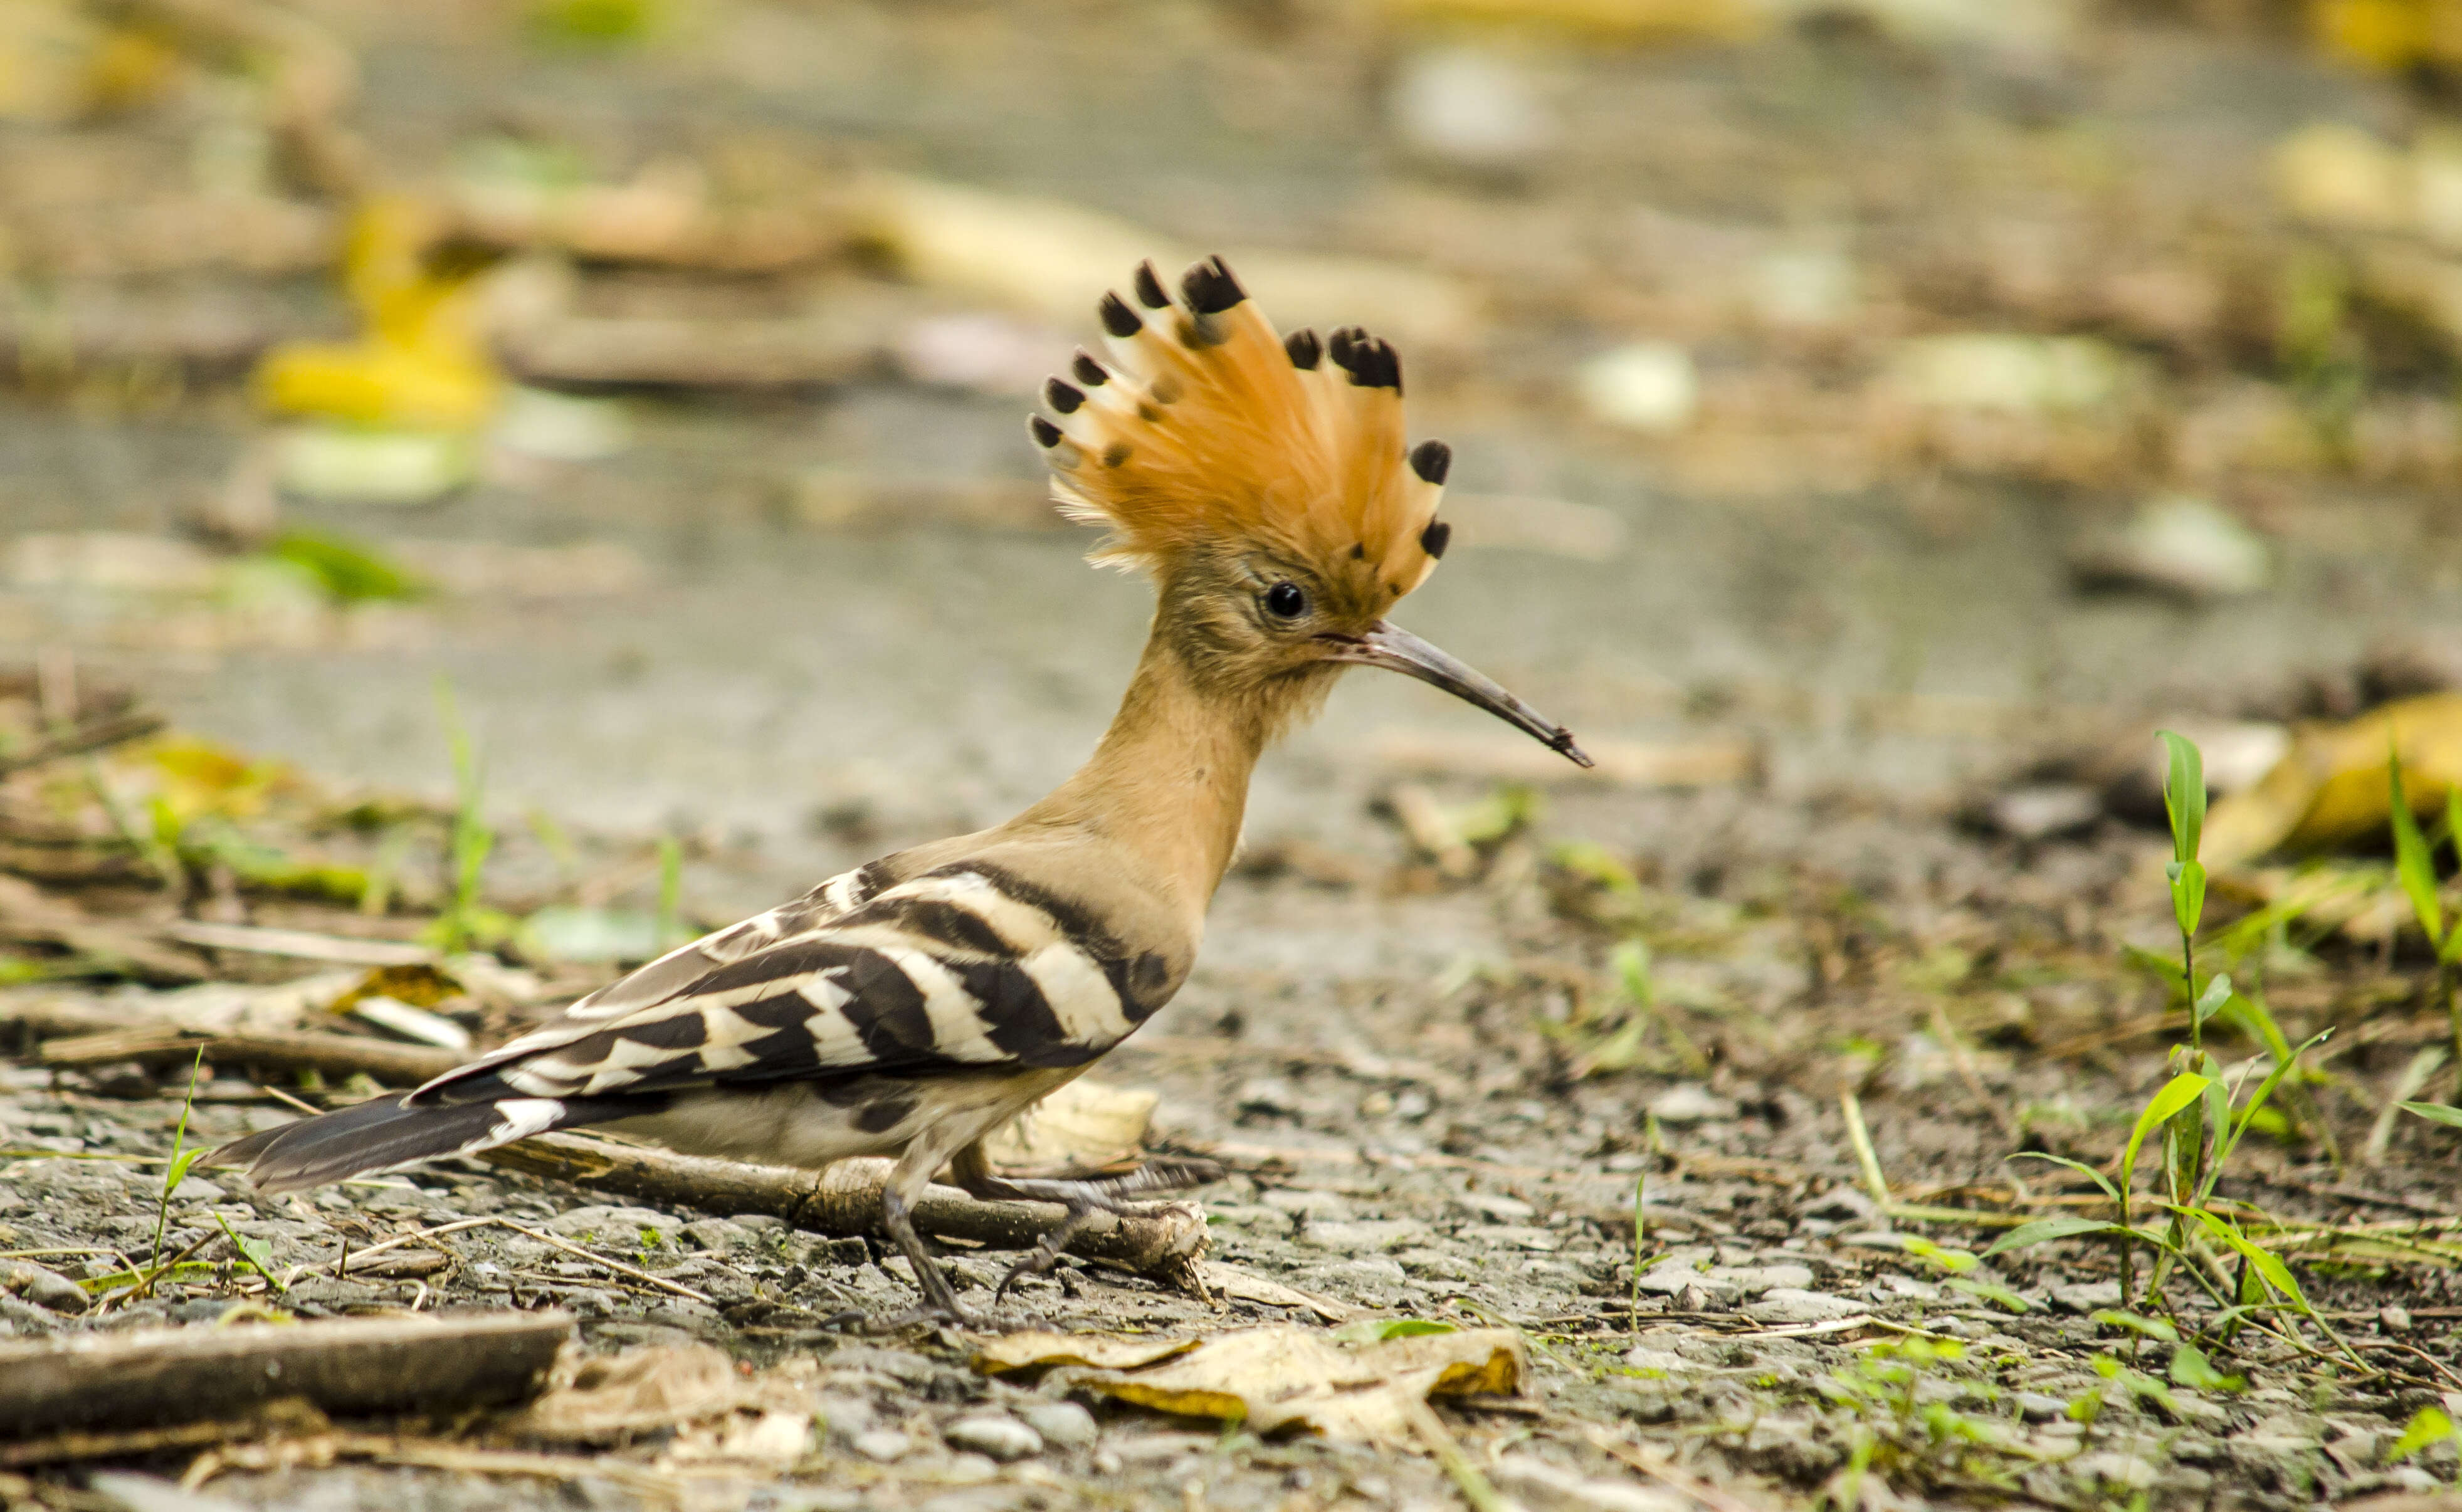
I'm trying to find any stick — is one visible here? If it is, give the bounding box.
[475,1133,1210,1291]
[160,921,433,967]
[0,712,164,777]
[38,1026,461,1086]
[0,1312,570,1438]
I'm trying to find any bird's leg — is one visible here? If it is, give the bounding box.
[826,1137,982,1332]
[946,1144,1222,1300]
[880,1185,969,1320]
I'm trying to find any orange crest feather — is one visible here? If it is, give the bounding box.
[1031,256,1453,613]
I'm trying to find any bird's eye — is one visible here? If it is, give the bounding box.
[1263,581,1307,619]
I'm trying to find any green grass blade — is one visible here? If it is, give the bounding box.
[2122,1073,2211,1195]
[2391,750,2444,948]
[2399,1100,2462,1130]
[2006,1152,2122,1204]
[2158,730,2206,866]
[1982,1216,2120,1258]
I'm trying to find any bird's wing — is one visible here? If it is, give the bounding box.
[411,861,1177,1108]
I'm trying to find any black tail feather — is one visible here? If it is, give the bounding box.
[205,1094,642,1195]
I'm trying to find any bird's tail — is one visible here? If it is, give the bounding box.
[205,1091,638,1195]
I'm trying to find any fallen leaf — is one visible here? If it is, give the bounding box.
[974,1331,1203,1375]
[982,1076,1158,1173]
[2204,693,2462,869]
[509,1345,749,1442]
[976,1325,1525,1447]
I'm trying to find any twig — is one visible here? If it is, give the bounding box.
[1403,1396,1508,1512]
[474,1133,1210,1290]
[2364,1046,2447,1166]
[1839,1093,1891,1207]
[1582,1427,1770,1512]
[160,921,431,967]
[495,1221,713,1304]
[0,1312,570,1436]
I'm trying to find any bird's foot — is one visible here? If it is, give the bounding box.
[976,1157,1224,1304]
[821,1299,979,1335]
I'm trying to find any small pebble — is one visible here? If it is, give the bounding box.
[2381,1305,2415,1335]
[944,1414,1043,1462]
[4,1261,90,1314]
[2015,1392,2069,1422]
[1740,1288,1867,1325]
[850,1429,912,1462]
[1019,1400,1097,1448]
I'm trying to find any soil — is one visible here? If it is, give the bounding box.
[8,1,2462,1508]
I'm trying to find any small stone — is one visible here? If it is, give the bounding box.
[544,1205,678,1242]
[3,1261,90,1314]
[1019,1400,1097,1449]
[682,1218,754,1252]
[2015,1392,2068,1422]
[850,1430,912,1462]
[944,1414,1043,1462]
[941,1452,1000,1484]
[1740,1288,1868,1325]
[1307,1219,1429,1253]
[1578,344,1698,433]
[1388,46,1557,172]
[2049,1281,2123,1314]
[1701,1263,1813,1296]
[2071,1452,2159,1490]
[1455,1191,1536,1222]
[2070,495,2270,601]
[1985,784,2104,842]
[1646,1084,1737,1126]
[814,1395,876,1442]
[2381,1305,2415,1335]
[169,1179,228,1205]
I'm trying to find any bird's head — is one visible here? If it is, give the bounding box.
[1032,256,1591,767]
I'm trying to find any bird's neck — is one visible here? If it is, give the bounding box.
[1018,626,1271,916]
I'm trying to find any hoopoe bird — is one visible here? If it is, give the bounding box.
[210,256,1591,1321]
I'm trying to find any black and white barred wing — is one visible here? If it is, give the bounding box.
[211,862,1182,1193]
[393,859,898,1097]
[418,863,1177,1108]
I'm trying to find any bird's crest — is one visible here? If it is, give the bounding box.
[1031,256,1453,613]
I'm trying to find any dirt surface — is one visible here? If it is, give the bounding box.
[12,1,2462,1509]
[8,791,2462,1511]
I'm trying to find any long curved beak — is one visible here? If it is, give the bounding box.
[1320,621,1593,768]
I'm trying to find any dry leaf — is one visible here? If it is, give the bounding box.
[974,1331,1203,1374]
[982,1077,1158,1173]
[510,1345,749,1442]
[975,1326,1525,1447]
[2204,694,2462,869]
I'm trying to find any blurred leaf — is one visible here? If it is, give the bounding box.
[1982,1216,2119,1258]
[1547,840,1640,898]
[2004,1153,2119,1204]
[2168,1343,2246,1393]
[2391,1405,2458,1462]
[1899,1236,1977,1274]
[528,0,665,48]
[1945,1277,2029,1312]
[2192,973,2233,1026]
[266,532,426,604]
[2400,1100,2462,1129]
[2089,1309,2177,1342]
[1332,1318,1457,1343]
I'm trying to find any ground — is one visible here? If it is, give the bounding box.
[9,0,2462,1508]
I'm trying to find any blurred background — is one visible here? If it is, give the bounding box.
[7,0,2462,929]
